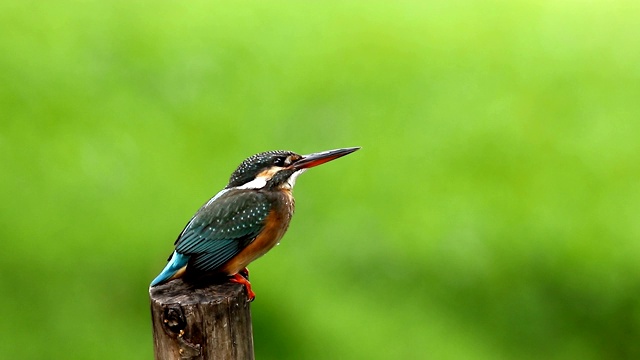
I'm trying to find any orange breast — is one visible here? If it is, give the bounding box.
[219,191,294,275]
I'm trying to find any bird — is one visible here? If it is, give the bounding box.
[150,147,360,301]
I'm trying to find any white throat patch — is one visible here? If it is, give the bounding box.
[284,169,306,190]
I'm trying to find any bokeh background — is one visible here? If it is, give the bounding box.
[2,1,639,359]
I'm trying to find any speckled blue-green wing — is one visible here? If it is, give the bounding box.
[150,189,271,287]
[176,189,271,271]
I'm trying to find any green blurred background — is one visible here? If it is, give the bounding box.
[2,1,639,359]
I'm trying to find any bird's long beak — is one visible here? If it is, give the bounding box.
[292,147,361,170]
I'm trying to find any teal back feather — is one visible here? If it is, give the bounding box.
[150,251,190,287]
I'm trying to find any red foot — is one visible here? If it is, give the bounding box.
[239,267,250,280]
[229,273,255,302]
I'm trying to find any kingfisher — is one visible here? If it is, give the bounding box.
[150,147,360,301]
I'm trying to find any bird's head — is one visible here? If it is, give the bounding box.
[226,147,360,191]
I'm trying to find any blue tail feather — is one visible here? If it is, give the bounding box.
[150,251,190,287]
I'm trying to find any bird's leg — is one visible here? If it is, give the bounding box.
[239,267,250,280]
[229,273,255,302]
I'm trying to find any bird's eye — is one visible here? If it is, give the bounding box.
[273,157,286,166]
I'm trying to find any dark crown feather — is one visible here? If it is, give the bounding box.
[226,150,296,188]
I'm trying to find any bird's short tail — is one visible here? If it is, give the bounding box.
[150,251,190,287]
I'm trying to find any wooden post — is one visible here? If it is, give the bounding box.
[150,278,255,360]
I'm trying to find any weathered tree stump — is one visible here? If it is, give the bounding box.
[150,278,254,360]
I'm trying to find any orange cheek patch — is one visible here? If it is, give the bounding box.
[256,167,282,180]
